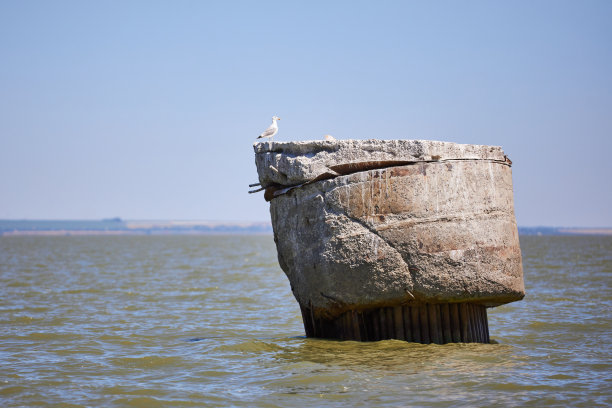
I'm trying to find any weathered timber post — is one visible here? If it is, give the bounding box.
[253,139,524,343]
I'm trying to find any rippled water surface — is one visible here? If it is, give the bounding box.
[1,235,610,407]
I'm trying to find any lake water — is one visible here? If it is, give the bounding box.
[1,235,610,407]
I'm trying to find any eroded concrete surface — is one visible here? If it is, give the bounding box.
[254,140,524,318]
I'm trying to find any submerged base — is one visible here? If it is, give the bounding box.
[300,303,490,344]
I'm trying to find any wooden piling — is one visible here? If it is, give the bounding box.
[441,303,452,344]
[300,303,490,344]
[427,304,440,344]
[403,306,413,342]
[410,306,421,343]
[394,306,405,340]
[450,302,461,342]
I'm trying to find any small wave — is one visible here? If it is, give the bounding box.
[112,396,201,407]
[24,331,85,341]
[110,355,184,369]
[61,288,104,295]
[102,385,166,397]
[212,339,285,354]
[185,336,223,342]
[111,397,166,408]
[0,385,28,396]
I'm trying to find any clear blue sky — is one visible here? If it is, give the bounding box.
[1,1,610,227]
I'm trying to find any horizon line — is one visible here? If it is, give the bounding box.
[0,219,611,230]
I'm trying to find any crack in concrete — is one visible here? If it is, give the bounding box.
[262,158,511,201]
[333,205,418,295]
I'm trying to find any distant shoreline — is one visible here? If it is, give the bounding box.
[518,227,612,236]
[0,230,274,236]
[1,220,611,237]
[556,228,612,236]
[0,219,273,236]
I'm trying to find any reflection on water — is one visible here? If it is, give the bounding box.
[0,235,611,407]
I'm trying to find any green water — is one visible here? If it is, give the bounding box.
[0,235,610,407]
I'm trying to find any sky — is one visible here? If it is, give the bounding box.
[1,1,611,227]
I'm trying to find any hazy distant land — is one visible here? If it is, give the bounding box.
[0,219,272,236]
[0,219,610,237]
[518,227,612,236]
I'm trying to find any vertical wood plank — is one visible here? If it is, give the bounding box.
[483,307,490,343]
[351,310,361,341]
[386,308,395,339]
[476,305,485,342]
[440,303,452,344]
[420,304,430,344]
[450,303,461,342]
[474,304,482,342]
[342,311,352,340]
[459,303,469,342]
[372,309,381,341]
[403,305,413,342]
[393,306,405,340]
[467,303,476,343]
[360,311,370,341]
[436,304,444,341]
[428,304,440,344]
[300,305,312,337]
[411,305,421,343]
[379,308,388,340]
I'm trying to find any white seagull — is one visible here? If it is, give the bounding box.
[256,116,281,142]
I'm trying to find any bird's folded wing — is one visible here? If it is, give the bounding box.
[259,127,275,137]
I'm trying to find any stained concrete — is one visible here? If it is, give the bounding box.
[254,139,524,320]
